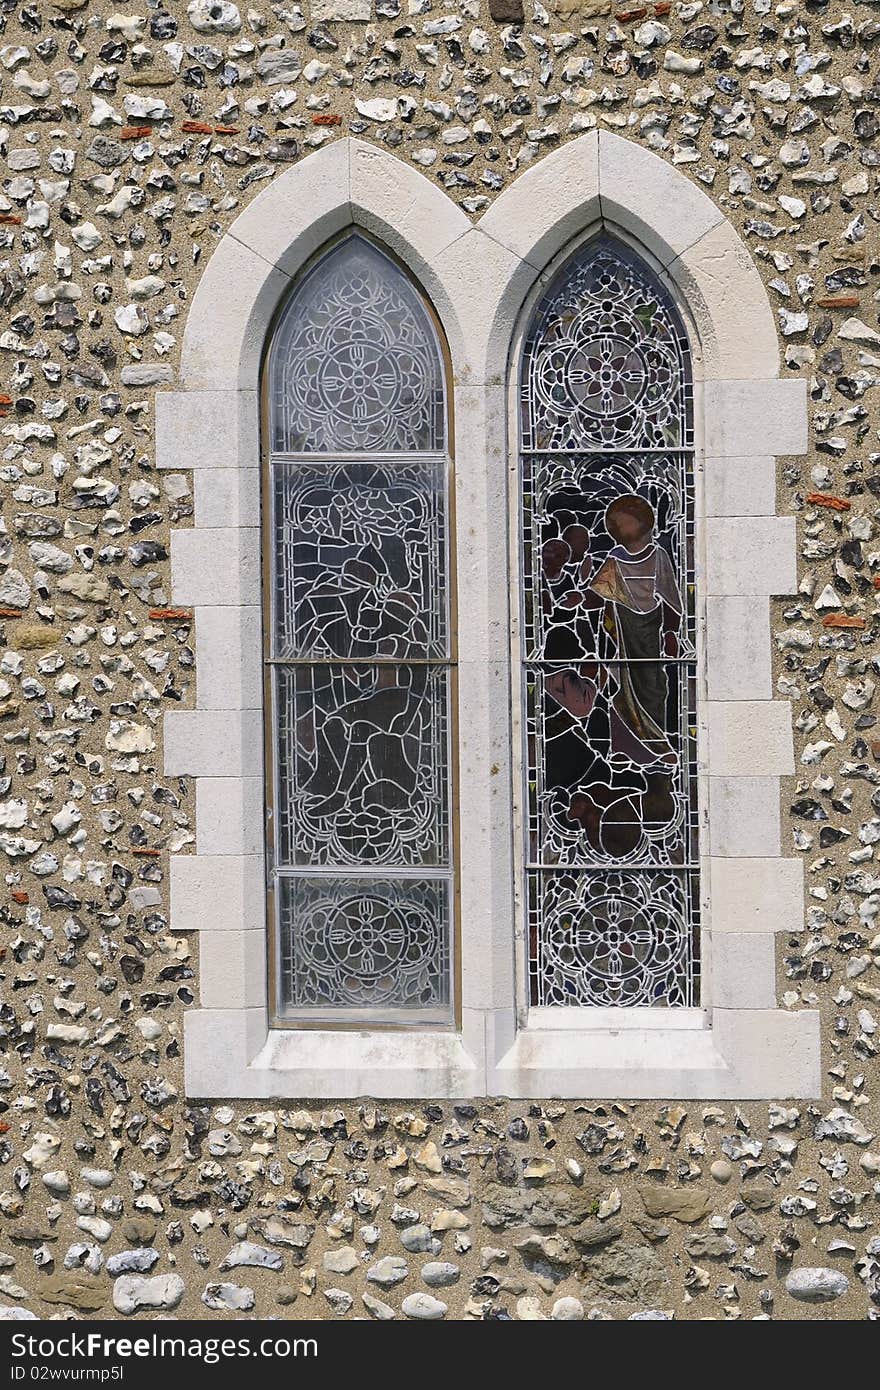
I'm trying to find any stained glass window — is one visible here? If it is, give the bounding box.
[266,236,453,1023]
[519,239,699,1008]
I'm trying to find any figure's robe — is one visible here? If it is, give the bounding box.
[587,542,681,770]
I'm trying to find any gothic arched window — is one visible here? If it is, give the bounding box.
[518,238,698,1010]
[265,235,455,1025]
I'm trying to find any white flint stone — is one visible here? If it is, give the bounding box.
[779,309,809,336]
[664,51,702,74]
[838,317,880,346]
[0,801,28,830]
[23,1133,61,1168]
[28,542,72,574]
[126,275,165,300]
[255,51,301,83]
[206,1129,242,1157]
[129,887,162,910]
[105,721,155,754]
[80,1169,114,1189]
[785,1268,849,1302]
[14,71,50,98]
[0,569,30,609]
[552,1296,585,1319]
[42,1170,70,1195]
[46,1023,89,1044]
[355,98,400,122]
[89,97,122,127]
[362,1292,395,1320]
[105,1249,159,1276]
[187,0,242,33]
[106,14,147,41]
[123,96,171,121]
[402,1293,447,1319]
[634,21,671,45]
[778,194,806,219]
[114,304,149,337]
[202,1283,255,1311]
[71,223,102,252]
[324,1288,353,1314]
[312,0,370,15]
[0,46,29,69]
[367,1256,408,1287]
[113,1274,185,1314]
[76,1217,113,1243]
[517,1297,548,1320]
[421,1261,459,1287]
[323,1247,359,1275]
[399,1225,440,1254]
[219,1242,283,1272]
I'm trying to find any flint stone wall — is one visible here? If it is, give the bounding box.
[0,0,878,1322]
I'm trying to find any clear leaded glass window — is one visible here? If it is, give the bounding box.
[265,235,454,1024]
[518,238,699,1009]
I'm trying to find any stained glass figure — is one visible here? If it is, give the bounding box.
[267,235,453,1023]
[520,239,699,1008]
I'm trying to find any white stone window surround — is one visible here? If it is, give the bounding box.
[158,132,821,1099]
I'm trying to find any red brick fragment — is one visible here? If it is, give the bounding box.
[0,214,22,224]
[11,891,28,904]
[806,492,851,511]
[654,1,672,12]
[822,613,866,629]
[214,124,239,134]
[149,608,192,621]
[132,847,161,857]
[815,295,860,309]
[181,120,214,135]
[616,6,647,19]
[312,113,342,127]
[120,126,151,140]
[0,607,23,619]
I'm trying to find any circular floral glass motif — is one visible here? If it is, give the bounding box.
[542,872,689,1007]
[274,239,443,453]
[525,243,688,451]
[299,887,443,1008]
[566,335,649,418]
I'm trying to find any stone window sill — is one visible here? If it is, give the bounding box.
[490,1008,821,1099]
[184,1008,484,1099]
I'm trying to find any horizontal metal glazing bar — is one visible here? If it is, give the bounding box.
[524,658,698,667]
[269,452,449,465]
[527,863,699,872]
[274,865,455,879]
[520,447,695,456]
[265,657,456,667]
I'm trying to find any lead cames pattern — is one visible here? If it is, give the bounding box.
[520,240,699,1009]
[270,238,445,455]
[522,244,692,454]
[267,236,453,1020]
